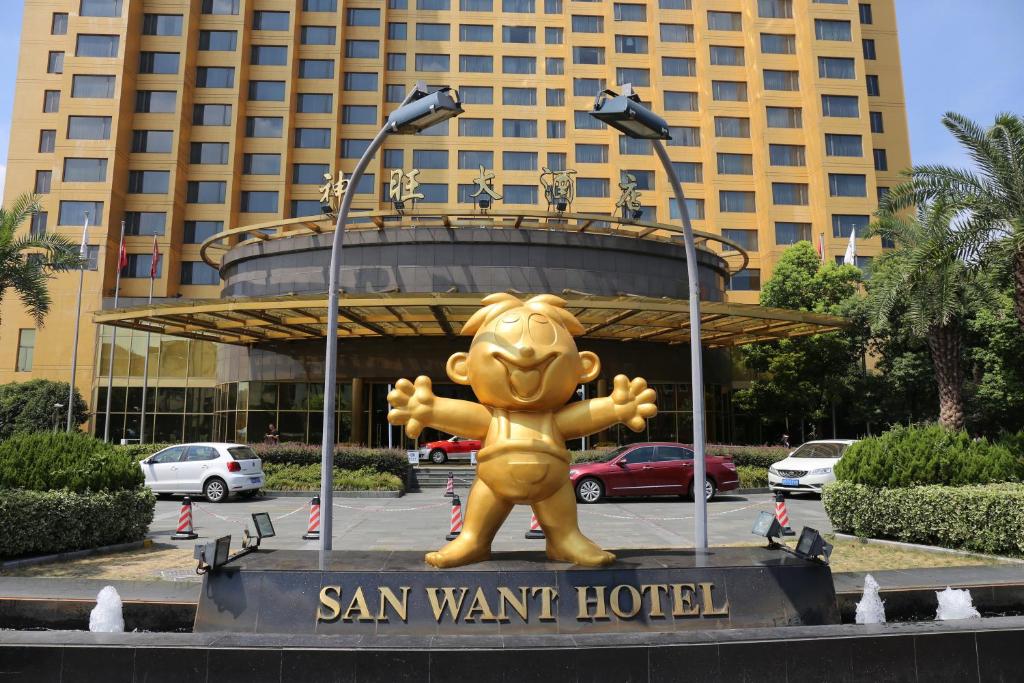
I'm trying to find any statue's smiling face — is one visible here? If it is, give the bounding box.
[466,308,583,410]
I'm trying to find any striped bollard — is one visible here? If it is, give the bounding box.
[524,512,545,539]
[171,496,198,540]
[444,471,455,497]
[302,496,321,540]
[774,491,796,537]
[446,495,463,541]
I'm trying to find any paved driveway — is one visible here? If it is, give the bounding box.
[150,490,831,551]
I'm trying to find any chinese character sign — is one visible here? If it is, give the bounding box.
[389,169,424,207]
[540,167,577,210]
[616,173,643,218]
[318,171,349,214]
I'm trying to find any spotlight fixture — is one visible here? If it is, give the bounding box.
[477,197,491,210]
[794,527,834,564]
[194,534,233,574]
[751,510,783,545]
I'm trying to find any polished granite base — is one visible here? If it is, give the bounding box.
[194,547,839,635]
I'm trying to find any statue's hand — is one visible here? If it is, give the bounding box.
[387,376,435,438]
[611,374,658,432]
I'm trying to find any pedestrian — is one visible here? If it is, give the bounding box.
[780,432,790,448]
[264,423,279,445]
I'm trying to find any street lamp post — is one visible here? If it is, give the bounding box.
[590,84,710,549]
[319,83,463,553]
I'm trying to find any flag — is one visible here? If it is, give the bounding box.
[149,238,161,278]
[817,233,825,263]
[843,227,857,266]
[117,237,128,271]
[78,214,90,260]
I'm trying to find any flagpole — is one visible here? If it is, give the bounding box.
[66,213,89,432]
[139,239,158,444]
[103,220,126,442]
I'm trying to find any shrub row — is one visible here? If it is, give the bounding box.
[262,463,403,492]
[251,443,409,478]
[0,488,156,559]
[0,432,144,492]
[736,465,769,489]
[822,481,1024,556]
[835,424,1022,488]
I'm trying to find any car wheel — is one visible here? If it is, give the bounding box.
[430,449,448,464]
[204,477,228,503]
[689,478,717,502]
[576,478,604,504]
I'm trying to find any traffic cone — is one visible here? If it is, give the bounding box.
[524,512,545,540]
[446,495,463,541]
[171,496,198,540]
[774,491,796,537]
[443,471,455,497]
[302,496,321,540]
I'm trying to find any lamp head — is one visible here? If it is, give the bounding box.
[590,84,671,140]
[387,83,463,134]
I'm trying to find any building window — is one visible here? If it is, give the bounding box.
[297,94,333,114]
[180,262,219,286]
[143,14,183,36]
[81,0,122,17]
[417,0,450,7]
[123,254,161,278]
[821,94,859,117]
[722,229,758,252]
[34,171,52,194]
[671,162,702,183]
[301,26,336,45]
[305,0,337,9]
[184,221,223,244]
[502,151,537,171]
[343,40,378,60]
[199,30,237,51]
[547,120,566,139]
[859,3,873,24]
[544,0,561,12]
[832,214,869,238]
[764,69,799,91]
[417,184,448,203]
[461,0,492,9]
[662,58,697,78]
[545,27,563,44]
[819,57,856,79]
[712,81,747,102]
[728,269,761,291]
[502,87,536,106]
[291,200,323,217]
[132,130,174,153]
[460,86,493,104]
[614,3,646,21]
[460,24,493,42]
[196,67,234,88]
[660,0,692,7]
[670,198,704,220]
[459,55,493,73]
[710,45,744,66]
[573,78,605,97]
[459,118,493,136]
[139,52,180,74]
[64,157,108,182]
[58,200,104,225]
[766,106,802,129]
[772,183,809,206]
[503,56,536,74]
[125,212,166,236]
[341,140,371,158]
[136,91,175,113]
[757,0,792,18]
[829,174,867,197]
[761,33,796,54]
[30,212,48,237]
[193,104,231,126]
[616,68,650,87]
[47,51,64,74]
[660,23,694,43]
[241,191,279,213]
[575,144,608,164]
[708,10,741,30]
[52,13,68,35]
[202,0,239,14]
[190,142,229,165]
[38,130,56,153]
[417,23,451,41]
[502,119,537,138]
[769,144,806,166]
[503,0,534,11]
[504,185,538,204]
[293,163,330,183]
[825,133,863,157]
[618,136,651,155]
[668,126,700,147]
[664,91,698,112]
[870,111,885,133]
[76,34,120,58]
[866,75,881,96]
[714,116,750,138]
[43,90,60,113]
[616,35,648,54]
[244,117,282,138]
[873,148,888,171]
[815,19,852,41]
[72,75,116,98]
[344,73,378,91]
[294,128,330,148]
[546,58,564,76]
[127,170,169,194]
[457,151,492,170]
[388,23,408,40]
[346,8,380,26]
[862,39,877,60]
[342,105,377,124]
[572,46,604,65]
[252,46,288,66]
[254,10,290,30]
[717,153,752,175]
[775,222,812,245]
[502,25,535,43]
[300,60,334,79]
[187,181,227,204]
[720,191,756,213]
[409,150,446,170]
[249,81,285,101]
[15,330,35,372]
[415,54,450,71]
[577,178,609,198]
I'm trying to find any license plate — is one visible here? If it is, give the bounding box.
[250,477,262,484]
[782,478,799,487]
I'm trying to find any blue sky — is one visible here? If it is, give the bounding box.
[0,1,1021,194]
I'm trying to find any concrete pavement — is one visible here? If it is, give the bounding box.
[150,490,831,551]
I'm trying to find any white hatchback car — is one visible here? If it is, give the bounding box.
[768,439,856,495]
[140,443,264,503]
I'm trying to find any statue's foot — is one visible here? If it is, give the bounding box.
[424,536,491,568]
[546,532,616,567]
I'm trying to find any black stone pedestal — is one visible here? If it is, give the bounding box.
[194,547,839,635]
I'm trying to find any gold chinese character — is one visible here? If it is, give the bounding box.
[318,171,348,213]
[616,173,643,218]
[388,168,424,206]
[540,167,577,209]
[470,166,502,201]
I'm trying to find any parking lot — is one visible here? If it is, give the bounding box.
[150,490,832,551]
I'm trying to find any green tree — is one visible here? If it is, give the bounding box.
[868,201,993,430]
[735,242,866,438]
[0,193,80,325]
[881,112,1024,330]
[0,379,89,438]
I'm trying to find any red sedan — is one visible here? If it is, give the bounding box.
[419,436,482,464]
[569,442,739,503]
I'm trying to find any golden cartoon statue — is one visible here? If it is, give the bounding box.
[387,293,657,568]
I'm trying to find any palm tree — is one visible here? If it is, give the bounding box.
[0,193,81,325]
[880,112,1024,330]
[868,201,994,431]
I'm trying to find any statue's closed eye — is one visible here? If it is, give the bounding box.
[529,314,556,346]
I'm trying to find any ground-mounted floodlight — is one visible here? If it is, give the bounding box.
[194,534,232,574]
[251,512,275,541]
[752,511,784,545]
[591,85,710,550]
[795,527,834,564]
[319,82,464,555]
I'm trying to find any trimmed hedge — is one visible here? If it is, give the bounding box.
[835,424,1022,488]
[737,465,769,489]
[0,488,156,558]
[822,481,1024,556]
[251,443,409,478]
[0,432,144,492]
[263,463,403,492]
